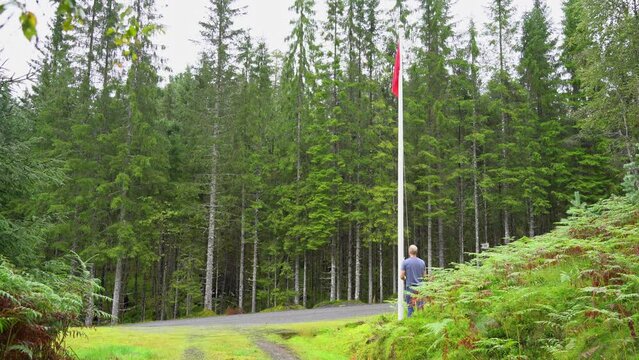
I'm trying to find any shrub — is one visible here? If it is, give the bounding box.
[0,254,108,359]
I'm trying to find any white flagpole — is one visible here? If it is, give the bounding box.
[397,36,405,321]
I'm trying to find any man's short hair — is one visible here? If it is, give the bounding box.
[408,245,418,255]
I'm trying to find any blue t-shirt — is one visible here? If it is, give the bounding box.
[401,256,426,288]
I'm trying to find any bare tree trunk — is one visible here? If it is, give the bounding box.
[337,236,341,301]
[378,243,383,302]
[368,243,373,304]
[294,255,300,305]
[473,134,480,256]
[251,195,259,313]
[204,124,219,311]
[458,175,465,263]
[483,185,490,247]
[214,247,219,312]
[160,250,167,320]
[528,200,535,237]
[392,246,396,294]
[141,269,147,322]
[330,235,336,301]
[173,286,179,319]
[347,224,352,301]
[85,263,95,326]
[303,252,307,307]
[111,257,123,325]
[438,217,445,268]
[427,193,433,273]
[354,222,361,300]
[238,188,245,310]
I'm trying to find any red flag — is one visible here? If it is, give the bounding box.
[392,44,400,97]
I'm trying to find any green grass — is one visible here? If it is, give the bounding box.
[263,317,379,360]
[66,317,378,360]
[66,326,267,360]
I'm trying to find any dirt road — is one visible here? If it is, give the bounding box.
[130,303,393,328]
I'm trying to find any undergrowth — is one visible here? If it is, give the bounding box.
[357,195,639,359]
[0,253,108,359]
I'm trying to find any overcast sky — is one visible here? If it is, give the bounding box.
[1,0,563,82]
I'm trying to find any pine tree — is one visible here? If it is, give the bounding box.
[485,0,518,243]
[411,0,453,267]
[559,0,620,203]
[281,0,319,306]
[199,0,243,311]
[517,0,560,237]
[576,0,639,171]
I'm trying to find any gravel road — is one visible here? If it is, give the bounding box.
[129,303,393,328]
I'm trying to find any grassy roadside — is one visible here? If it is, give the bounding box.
[262,317,382,360]
[65,326,268,360]
[65,316,381,360]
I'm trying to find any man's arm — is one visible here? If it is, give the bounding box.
[400,270,406,281]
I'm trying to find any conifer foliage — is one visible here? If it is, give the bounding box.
[0,0,636,335]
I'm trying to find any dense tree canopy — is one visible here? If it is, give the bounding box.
[1,0,636,327]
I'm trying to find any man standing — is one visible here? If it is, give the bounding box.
[400,244,426,317]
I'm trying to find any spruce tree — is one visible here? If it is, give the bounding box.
[199,0,243,311]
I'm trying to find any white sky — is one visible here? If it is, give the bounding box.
[1,0,563,83]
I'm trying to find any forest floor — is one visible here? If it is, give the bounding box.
[66,303,392,359]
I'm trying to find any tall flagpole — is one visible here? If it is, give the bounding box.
[397,35,405,321]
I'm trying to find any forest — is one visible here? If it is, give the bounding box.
[0,0,637,337]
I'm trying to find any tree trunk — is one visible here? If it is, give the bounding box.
[427,194,433,273]
[347,223,353,301]
[294,255,300,305]
[458,174,465,263]
[378,242,383,302]
[337,236,341,301]
[238,188,245,310]
[330,235,336,301]
[368,243,373,304]
[438,217,445,268]
[392,246,397,295]
[160,248,168,320]
[503,208,510,244]
[303,252,307,307]
[473,135,480,256]
[173,286,179,319]
[141,268,147,322]
[84,263,95,326]
[354,222,361,300]
[110,257,123,325]
[204,125,219,311]
[251,195,259,313]
[528,200,535,237]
